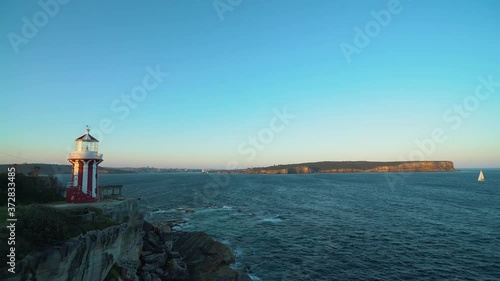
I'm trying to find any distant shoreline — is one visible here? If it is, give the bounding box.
[1,161,464,175]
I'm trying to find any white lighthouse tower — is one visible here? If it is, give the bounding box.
[66,126,103,203]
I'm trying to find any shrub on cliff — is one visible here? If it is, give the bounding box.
[0,172,65,206]
[17,205,70,246]
[15,205,118,259]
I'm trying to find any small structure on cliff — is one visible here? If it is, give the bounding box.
[66,126,103,203]
[99,185,124,200]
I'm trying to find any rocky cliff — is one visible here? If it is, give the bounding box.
[4,199,143,281]
[3,199,239,281]
[138,222,238,281]
[243,161,455,174]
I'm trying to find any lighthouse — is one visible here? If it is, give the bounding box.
[66,126,103,203]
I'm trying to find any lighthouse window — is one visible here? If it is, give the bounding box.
[74,140,98,152]
[76,141,83,151]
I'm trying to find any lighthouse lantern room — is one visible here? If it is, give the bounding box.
[66,126,103,203]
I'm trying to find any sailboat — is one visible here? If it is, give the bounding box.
[478,170,485,182]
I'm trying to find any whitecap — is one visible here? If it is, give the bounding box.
[233,247,244,258]
[148,209,170,215]
[261,215,286,223]
[219,239,232,246]
[172,220,192,231]
[248,274,262,281]
[230,261,241,270]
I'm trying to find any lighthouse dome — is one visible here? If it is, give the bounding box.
[69,127,103,159]
[76,130,99,142]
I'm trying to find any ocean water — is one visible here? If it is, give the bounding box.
[60,170,500,280]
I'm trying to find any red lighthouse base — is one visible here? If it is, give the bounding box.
[66,187,99,203]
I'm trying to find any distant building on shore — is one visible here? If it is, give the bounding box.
[66,126,103,203]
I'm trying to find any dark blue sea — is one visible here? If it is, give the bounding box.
[61,170,500,280]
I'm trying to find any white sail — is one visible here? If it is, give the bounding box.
[478,170,485,182]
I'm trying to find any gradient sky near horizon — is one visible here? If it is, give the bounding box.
[1,0,499,169]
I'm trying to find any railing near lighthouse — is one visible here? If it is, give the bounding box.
[66,182,100,201]
[68,151,103,159]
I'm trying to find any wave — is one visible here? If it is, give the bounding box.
[172,220,192,231]
[196,205,236,213]
[261,215,286,223]
[248,274,262,281]
[146,209,172,215]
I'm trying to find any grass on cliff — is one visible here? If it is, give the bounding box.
[0,204,119,265]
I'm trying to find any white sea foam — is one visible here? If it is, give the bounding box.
[220,239,232,246]
[230,261,241,270]
[197,205,235,213]
[248,274,262,281]
[149,209,170,214]
[172,220,192,231]
[233,247,244,258]
[261,215,285,223]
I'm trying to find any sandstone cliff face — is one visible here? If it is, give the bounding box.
[290,166,311,174]
[6,199,143,281]
[319,161,455,173]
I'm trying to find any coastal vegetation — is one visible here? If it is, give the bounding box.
[0,204,118,268]
[0,172,65,205]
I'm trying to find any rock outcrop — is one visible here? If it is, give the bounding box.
[138,221,238,281]
[173,232,237,281]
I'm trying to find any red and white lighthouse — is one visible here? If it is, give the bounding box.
[66,126,103,203]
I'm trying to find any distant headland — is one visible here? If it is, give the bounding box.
[232,161,456,174]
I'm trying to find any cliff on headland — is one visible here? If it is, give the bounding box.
[2,199,239,281]
[243,161,455,174]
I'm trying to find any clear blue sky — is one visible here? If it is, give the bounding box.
[1,0,499,169]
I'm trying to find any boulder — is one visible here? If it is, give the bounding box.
[143,253,167,268]
[163,241,173,253]
[166,258,189,280]
[140,271,152,281]
[142,263,156,273]
[173,232,238,281]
